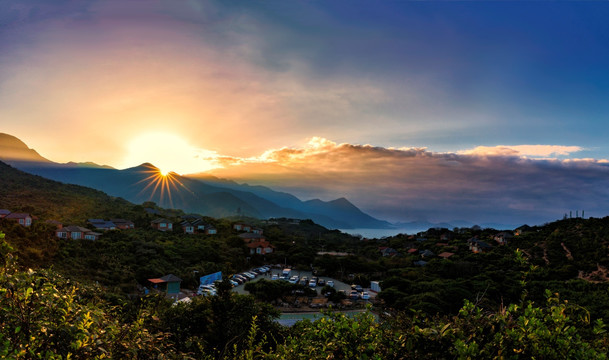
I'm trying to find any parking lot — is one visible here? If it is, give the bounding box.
[231,267,376,300]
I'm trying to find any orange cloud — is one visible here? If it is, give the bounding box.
[205,137,609,225]
[459,145,583,158]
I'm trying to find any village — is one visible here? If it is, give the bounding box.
[0,206,532,316]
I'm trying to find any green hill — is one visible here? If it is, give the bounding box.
[0,160,136,223]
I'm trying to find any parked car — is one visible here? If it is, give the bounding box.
[317,278,325,287]
[243,272,255,279]
[229,280,238,287]
[271,274,279,280]
[198,284,217,296]
[327,280,335,288]
[349,291,360,300]
[355,285,363,293]
[198,288,216,296]
[361,292,370,300]
[300,276,308,285]
[289,275,299,284]
[308,278,317,288]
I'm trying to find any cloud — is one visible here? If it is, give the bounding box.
[460,145,583,158]
[207,138,609,225]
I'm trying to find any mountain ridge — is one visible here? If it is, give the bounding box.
[0,133,392,229]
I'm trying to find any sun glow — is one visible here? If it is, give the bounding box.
[121,132,219,175]
[134,163,194,208]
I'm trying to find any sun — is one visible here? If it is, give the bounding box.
[133,163,187,208]
[121,132,218,175]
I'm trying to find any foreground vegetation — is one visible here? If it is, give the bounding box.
[2,230,609,359]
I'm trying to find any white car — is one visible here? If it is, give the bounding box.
[327,280,335,287]
[271,274,279,280]
[197,285,217,296]
[361,292,370,300]
[289,275,299,284]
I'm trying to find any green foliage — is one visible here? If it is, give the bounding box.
[271,310,384,359]
[0,253,177,358]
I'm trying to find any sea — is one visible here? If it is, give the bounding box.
[338,227,428,239]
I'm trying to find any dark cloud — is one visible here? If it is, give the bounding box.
[210,139,609,225]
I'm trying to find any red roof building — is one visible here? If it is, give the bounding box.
[5,213,32,227]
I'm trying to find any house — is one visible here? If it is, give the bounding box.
[5,213,32,227]
[413,260,428,267]
[379,247,399,257]
[407,248,418,254]
[88,219,117,231]
[246,241,275,255]
[56,225,99,240]
[205,225,217,235]
[493,232,513,245]
[468,238,492,253]
[438,252,455,259]
[110,219,135,229]
[191,219,205,232]
[233,223,245,231]
[252,227,264,235]
[84,231,102,241]
[241,232,274,254]
[419,249,435,258]
[181,220,195,234]
[151,218,173,231]
[0,209,11,218]
[148,274,182,295]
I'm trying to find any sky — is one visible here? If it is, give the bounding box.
[2,1,609,225]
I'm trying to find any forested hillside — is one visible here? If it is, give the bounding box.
[0,161,136,223]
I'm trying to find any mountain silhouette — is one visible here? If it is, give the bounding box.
[0,133,392,229]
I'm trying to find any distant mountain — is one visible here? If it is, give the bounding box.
[186,173,392,228]
[0,133,51,163]
[300,197,392,229]
[0,133,114,169]
[1,134,392,229]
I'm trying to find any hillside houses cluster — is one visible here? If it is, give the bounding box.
[0,208,139,241]
[150,215,217,235]
[234,223,275,255]
[375,228,524,267]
